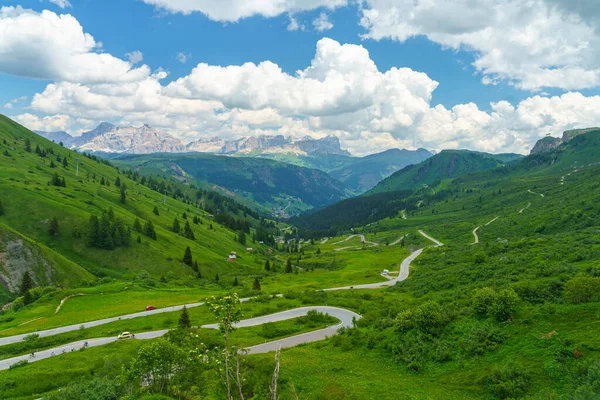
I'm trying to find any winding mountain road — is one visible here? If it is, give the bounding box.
[485,217,499,226]
[519,203,531,214]
[390,235,407,246]
[0,230,444,369]
[0,306,360,370]
[333,234,378,250]
[471,227,480,245]
[528,189,545,198]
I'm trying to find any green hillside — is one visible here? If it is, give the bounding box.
[1,122,600,400]
[113,153,352,216]
[369,150,522,194]
[241,148,433,193]
[0,115,269,294]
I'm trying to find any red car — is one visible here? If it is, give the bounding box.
[146,305,156,311]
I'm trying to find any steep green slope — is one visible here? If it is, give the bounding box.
[0,115,266,294]
[113,153,352,216]
[369,150,521,194]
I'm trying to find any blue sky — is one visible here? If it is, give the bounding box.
[0,0,533,110]
[2,0,600,155]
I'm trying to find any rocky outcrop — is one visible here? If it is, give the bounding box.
[530,136,562,155]
[530,127,600,155]
[562,128,600,142]
[0,231,53,293]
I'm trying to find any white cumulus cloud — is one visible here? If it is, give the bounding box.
[13,113,72,132]
[141,0,347,21]
[0,6,150,84]
[359,0,600,91]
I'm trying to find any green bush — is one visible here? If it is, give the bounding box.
[564,277,600,304]
[487,364,530,399]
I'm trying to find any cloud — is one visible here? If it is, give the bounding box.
[13,113,72,131]
[176,52,191,63]
[3,96,27,109]
[313,12,333,32]
[141,0,347,22]
[126,51,144,64]
[23,35,600,156]
[287,14,304,31]
[0,6,150,84]
[166,38,436,119]
[49,0,72,8]
[359,0,600,91]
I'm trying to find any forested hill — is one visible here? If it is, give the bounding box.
[294,130,600,237]
[368,150,522,194]
[113,153,352,216]
[0,115,276,302]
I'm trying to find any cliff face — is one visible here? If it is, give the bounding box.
[530,128,600,155]
[530,136,562,155]
[0,229,53,293]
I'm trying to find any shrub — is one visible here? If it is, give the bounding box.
[473,287,497,316]
[8,360,28,370]
[489,289,520,322]
[487,364,530,399]
[395,301,447,335]
[564,276,600,304]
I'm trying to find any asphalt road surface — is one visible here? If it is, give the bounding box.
[0,231,443,369]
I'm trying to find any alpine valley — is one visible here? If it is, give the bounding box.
[1,113,600,400]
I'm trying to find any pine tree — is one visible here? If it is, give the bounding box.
[120,184,127,204]
[183,246,193,266]
[115,177,121,187]
[88,215,100,246]
[153,206,160,216]
[23,290,33,305]
[253,278,261,291]
[35,144,42,155]
[19,271,34,296]
[62,157,68,168]
[137,235,142,244]
[316,248,321,255]
[48,217,59,236]
[183,221,195,240]
[233,276,239,286]
[182,212,188,220]
[144,220,157,240]
[49,160,56,168]
[215,273,219,282]
[25,139,31,152]
[133,218,142,232]
[285,258,293,273]
[0,199,4,216]
[178,306,191,329]
[172,218,181,234]
[265,260,271,271]
[238,230,246,245]
[99,213,114,249]
[192,260,199,273]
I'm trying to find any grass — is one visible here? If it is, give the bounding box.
[0,295,338,360]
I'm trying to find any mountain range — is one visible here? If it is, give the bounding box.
[35,123,352,157]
